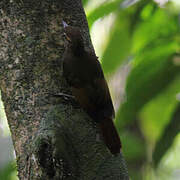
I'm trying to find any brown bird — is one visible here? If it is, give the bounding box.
[62,21,121,155]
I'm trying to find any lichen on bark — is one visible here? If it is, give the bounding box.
[0,0,129,179]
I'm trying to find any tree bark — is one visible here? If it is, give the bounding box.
[0,0,129,179]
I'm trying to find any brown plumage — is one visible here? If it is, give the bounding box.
[62,21,121,155]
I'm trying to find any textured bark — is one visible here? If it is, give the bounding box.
[0,0,129,179]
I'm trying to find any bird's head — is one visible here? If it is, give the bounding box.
[62,21,83,48]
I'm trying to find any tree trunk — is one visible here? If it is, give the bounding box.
[0,0,129,179]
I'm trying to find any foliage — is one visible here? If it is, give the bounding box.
[85,0,180,179]
[0,162,17,180]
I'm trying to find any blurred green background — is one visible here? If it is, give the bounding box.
[0,0,180,179]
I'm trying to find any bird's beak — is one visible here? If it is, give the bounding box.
[62,20,68,28]
[62,20,72,42]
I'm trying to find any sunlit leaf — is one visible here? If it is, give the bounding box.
[87,0,123,29]
[0,161,17,180]
[153,103,180,167]
[132,7,178,53]
[101,1,155,75]
[82,0,89,6]
[139,76,180,142]
[116,46,180,128]
[116,6,180,129]
[101,12,131,75]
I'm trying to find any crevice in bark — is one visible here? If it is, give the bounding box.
[37,139,55,177]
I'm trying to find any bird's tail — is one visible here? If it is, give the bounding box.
[100,118,121,155]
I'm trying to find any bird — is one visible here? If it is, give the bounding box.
[62,21,121,155]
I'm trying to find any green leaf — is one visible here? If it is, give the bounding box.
[153,103,180,167]
[132,7,178,53]
[82,0,89,6]
[101,12,131,75]
[116,46,180,128]
[0,161,17,180]
[115,5,180,127]
[87,0,123,29]
[100,1,154,75]
[139,76,180,142]
[121,131,145,161]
